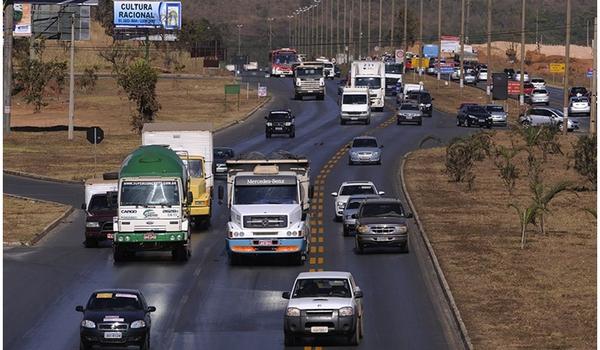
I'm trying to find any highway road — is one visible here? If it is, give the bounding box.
[4,74,474,349]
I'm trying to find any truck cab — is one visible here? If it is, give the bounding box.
[220,154,312,265]
[340,87,371,125]
[294,62,326,100]
[350,61,385,111]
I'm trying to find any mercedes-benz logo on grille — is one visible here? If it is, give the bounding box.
[261,218,269,227]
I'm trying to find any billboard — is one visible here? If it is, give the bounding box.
[13,3,32,37]
[32,5,91,40]
[114,1,181,29]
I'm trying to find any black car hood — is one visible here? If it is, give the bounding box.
[358,216,408,225]
[87,211,116,221]
[467,111,490,118]
[83,310,146,324]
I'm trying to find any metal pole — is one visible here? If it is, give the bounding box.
[562,0,571,134]
[390,0,395,48]
[465,0,470,44]
[337,0,340,55]
[486,0,492,102]
[437,0,442,81]
[344,0,347,60]
[359,0,363,58]
[237,25,242,55]
[330,0,334,58]
[460,0,465,89]
[68,14,75,141]
[367,0,371,56]
[350,0,354,60]
[590,17,597,134]
[402,0,407,74]
[3,4,13,135]
[378,0,382,50]
[586,20,589,47]
[419,0,423,74]
[519,0,526,106]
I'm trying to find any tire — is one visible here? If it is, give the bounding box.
[545,102,549,106]
[341,119,346,125]
[266,132,271,138]
[113,245,126,263]
[317,94,325,100]
[418,120,422,126]
[466,119,471,128]
[294,94,300,100]
[173,244,190,262]
[289,131,295,138]
[348,326,360,345]
[84,238,98,248]
[354,238,364,254]
[365,118,371,125]
[456,118,461,127]
[80,340,90,350]
[343,225,349,237]
[290,252,304,266]
[228,252,242,266]
[397,119,401,125]
[348,159,353,166]
[284,332,298,346]
[140,335,150,350]
[400,242,409,254]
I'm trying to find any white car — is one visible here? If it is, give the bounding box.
[531,77,546,89]
[477,69,488,82]
[529,88,550,105]
[514,70,530,82]
[520,106,579,131]
[282,271,364,346]
[569,96,591,116]
[331,181,384,220]
[484,104,508,126]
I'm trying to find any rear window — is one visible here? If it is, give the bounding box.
[486,105,504,112]
[268,112,291,121]
[532,78,544,83]
[533,89,547,94]
[88,193,117,212]
[214,148,234,158]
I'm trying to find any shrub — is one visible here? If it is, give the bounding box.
[78,65,99,93]
[443,132,493,189]
[116,59,160,133]
[572,135,596,187]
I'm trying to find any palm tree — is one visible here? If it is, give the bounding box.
[509,203,539,249]
[530,181,572,235]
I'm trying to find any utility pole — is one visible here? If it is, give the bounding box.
[344,0,347,61]
[402,0,407,74]
[330,0,333,58]
[390,0,395,48]
[368,0,371,56]
[350,0,354,60]
[460,0,465,89]
[267,17,274,51]
[3,4,14,135]
[419,0,423,74]
[535,7,539,50]
[236,24,243,55]
[437,0,442,81]
[359,0,363,58]
[337,0,340,55]
[378,0,382,50]
[288,16,293,47]
[591,17,597,134]
[465,0,470,44]
[586,20,589,47]
[562,0,571,134]
[486,0,492,102]
[68,14,75,141]
[519,0,525,106]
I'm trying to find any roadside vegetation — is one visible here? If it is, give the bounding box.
[404,129,596,348]
[3,195,70,244]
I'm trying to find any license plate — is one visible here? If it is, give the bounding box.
[479,119,486,123]
[280,74,285,77]
[104,332,122,339]
[258,240,274,246]
[307,90,313,93]
[144,233,156,240]
[275,127,283,130]
[311,326,329,334]
[351,117,358,120]
[405,116,412,119]
[107,233,114,240]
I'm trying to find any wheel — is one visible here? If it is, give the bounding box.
[173,244,190,262]
[84,238,98,248]
[140,335,150,350]
[347,325,360,345]
[284,332,298,346]
[348,159,353,165]
[266,132,271,138]
[80,340,90,350]
[365,118,371,125]
[466,119,471,127]
[354,238,364,254]
[400,242,409,253]
[545,102,549,106]
[343,225,349,237]
[317,94,325,100]
[228,252,242,265]
[456,118,461,127]
[289,130,295,138]
[397,119,401,125]
[418,120,422,126]
[341,119,346,125]
[290,252,304,265]
[359,316,364,339]
[113,246,126,262]
[486,124,492,129]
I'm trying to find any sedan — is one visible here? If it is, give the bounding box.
[76,289,156,350]
[519,106,579,131]
[569,97,591,116]
[457,104,493,128]
[528,88,550,105]
[348,136,383,165]
[484,104,508,127]
[282,271,364,346]
[397,103,423,125]
[531,77,546,89]
[477,69,488,82]
[464,72,477,85]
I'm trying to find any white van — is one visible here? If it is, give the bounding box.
[340,87,371,125]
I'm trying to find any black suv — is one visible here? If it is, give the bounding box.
[213,147,235,176]
[405,91,434,117]
[457,104,492,128]
[504,68,515,80]
[76,289,156,350]
[265,110,295,138]
[569,86,590,98]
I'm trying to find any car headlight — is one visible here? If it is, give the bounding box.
[373,151,379,156]
[286,307,301,317]
[425,103,431,107]
[337,201,346,208]
[266,122,273,126]
[85,222,100,228]
[339,307,354,316]
[319,78,325,86]
[284,122,292,126]
[357,225,369,234]
[81,320,96,329]
[468,114,477,119]
[397,226,408,234]
[350,151,358,156]
[295,80,301,86]
[130,320,146,329]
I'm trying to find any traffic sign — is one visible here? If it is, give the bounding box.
[549,63,565,73]
[395,49,404,63]
[587,68,593,78]
[258,86,267,97]
[507,81,521,95]
[374,46,380,52]
[86,126,104,144]
[440,67,454,74]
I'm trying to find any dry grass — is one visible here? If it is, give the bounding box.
[5,77,265,181]
[3,195,70,244]
[404,130,596,349]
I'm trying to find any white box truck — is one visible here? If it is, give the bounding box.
[142,122,214,227]
[350,61,385,111]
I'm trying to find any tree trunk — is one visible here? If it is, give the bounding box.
[540,213,546,235]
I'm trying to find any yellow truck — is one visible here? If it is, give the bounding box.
[142,122,213,228]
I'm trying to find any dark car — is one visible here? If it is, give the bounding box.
[213,147,235,176]
[457,104,493,128]
[338,79,347,95]
[334,65,342,78]
[405,91,433,117]
[354,198,413,253]
[76,289,156,350]
[569,86,590,98]
[504,68,515,79]
[83,192,117,248]
[265,110,295,138]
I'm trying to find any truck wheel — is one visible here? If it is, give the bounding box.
[418,120,422,126]
[290,252,304,266]
[317,94,324,100]
[348,159,353,165]
[354,239,364,254]
[84,238,98,248]
[343,226,349,237]
[294,94,301,100]
[173,244,189,262]
[228,252,242,266]
[456,118,461,127]
[348,327,360,345]
[284,332,298,346]
[289,130,295,138]
[397,119,401,125]
[113,246,126,262]
[364,118,371,125]
[80,340,90,350]
[140,335,150,350]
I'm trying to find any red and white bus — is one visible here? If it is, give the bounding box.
[269,48,298,77]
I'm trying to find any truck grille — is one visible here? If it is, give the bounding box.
[243,215,288,228]
[299,80,321,89]
[98,323,128,331]
[347,111,363,115]
[369,226,397,234]
[133,225,167,231]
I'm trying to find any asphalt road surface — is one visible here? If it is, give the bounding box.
[5,74,477,349]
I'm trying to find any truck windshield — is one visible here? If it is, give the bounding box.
[355,77,381,89]
[343,94,367,104]
[121,181,180,207]
[234,185,298,205]
[385,64,402,74]
[182,159,203,177]
[292,279,351,298]
[296,68,323,77]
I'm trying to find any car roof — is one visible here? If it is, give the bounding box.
[347,194,381,200]
[296,271,353,279]
[484,104,504,108]
[341,181,375,186]
[360,197,402,204]
[214,147,234,151]
[352,136,377,141]
[91,289,141,295]
[269,110,291,114]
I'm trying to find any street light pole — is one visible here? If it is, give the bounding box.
[519,0,525,106]
[437,0,442,81]
[562,0,571,134]
[359,0,363,58]
[486,0,492,102]
[419,0,423,74]
[3,4,13,135]
[378,0,382,50]
[390,0,395,48]
[460,0,465,89]
[267,17,274,51]
[368,0,371,56]
[236,24,243,55]
[591,17,597,134]
[402,0,407,74]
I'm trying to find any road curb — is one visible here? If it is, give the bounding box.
[399,151,474,350]
[3,194,75,247]
[214,96,272,133]
[3,170,83,184]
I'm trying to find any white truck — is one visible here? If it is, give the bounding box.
[340,87,371,125]
[350,61,385,111]
[243,61,258,71]
[218,153,312,265]
[142,123,214,227]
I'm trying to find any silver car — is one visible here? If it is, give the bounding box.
[354,198,413,254]
[519,106,579,131]
[282,271,364,346]
[569,96,591,116]
[332,181,384,220]
[484,104,508,126]
[348,136,383,165]
[531,77,546,89]
[342,195,381,236]
[529,88,550,105]
[397,102,423,125]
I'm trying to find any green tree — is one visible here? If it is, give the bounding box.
[116,59,161,132]
[572,135,596,187]
[13,59,67,112]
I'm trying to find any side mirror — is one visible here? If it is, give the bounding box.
[81,203,86,210]
[331,192,338,197]
[147,306,157,313]
[351,213,357,219]
[354,290,363,298]
[309,185,314,199]
[405,212,414,218]
[75,305,84,312]
[379,145,384,148]
[378,191,385,195]
[264,116,268,119]
[282,292,290,299]
[187,191,193,205]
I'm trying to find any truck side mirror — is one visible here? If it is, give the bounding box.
[218,186,224,204]
[354,290,363,298]
[187,192,193,205]
[146,306,157,313]
[81,203,86,210]
[309,185,314,199]
[331,192,338,197]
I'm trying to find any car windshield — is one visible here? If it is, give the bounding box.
[340,185,376,196]
[343,94,367,104]
[486,105,504,112]
[385,64,403,74]
[532,78,544,83]
[182,159,203,177]
[572,97,589,103]
[352,138,378,148]
[214,148,234,159]
[87,292,142,311]
[467,106,487,114]
[296,67,323,77]
[120,181,180,206]
[234,185,298,205]
[400,104,419,111]
[355,77,382,89]
[571,87,587,94]
[88,193,117,212]
[292,278,351,298]
[269,112,291,121]
[361,203,404,217]
[408,93,431,103]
